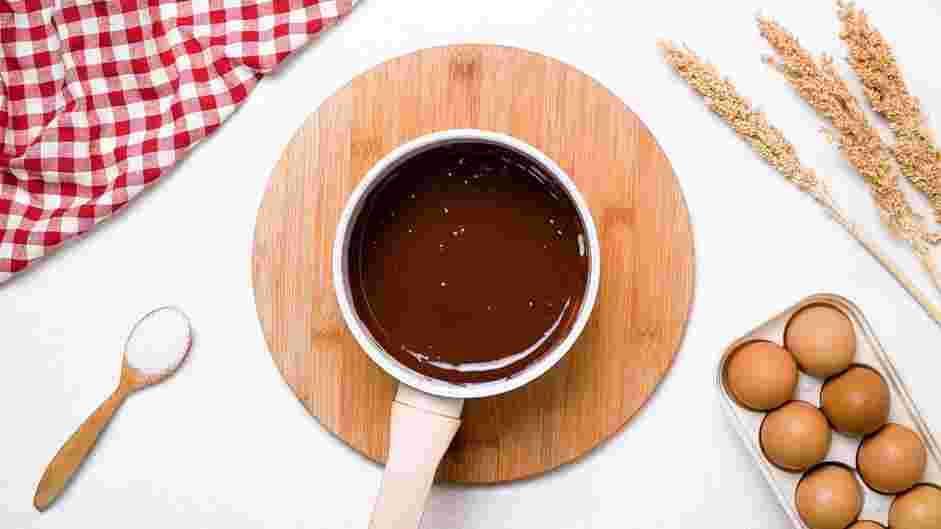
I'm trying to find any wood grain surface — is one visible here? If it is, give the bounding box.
[252,45,695,483]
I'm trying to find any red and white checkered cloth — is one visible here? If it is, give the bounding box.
[0,0,355,282]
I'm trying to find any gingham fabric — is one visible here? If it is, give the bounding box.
[0,0,355,282]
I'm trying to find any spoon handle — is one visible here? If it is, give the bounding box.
[34,376,132,511]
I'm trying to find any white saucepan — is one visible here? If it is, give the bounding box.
[333,129,601,529]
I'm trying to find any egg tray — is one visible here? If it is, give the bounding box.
[717,293,941,528]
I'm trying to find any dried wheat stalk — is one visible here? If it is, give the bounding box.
[660,41,941,326]
[838,2,941,223]
[757,16,941,294]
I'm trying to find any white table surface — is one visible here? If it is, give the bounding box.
[4,1,941,527]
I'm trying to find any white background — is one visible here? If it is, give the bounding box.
[3,1,941,527]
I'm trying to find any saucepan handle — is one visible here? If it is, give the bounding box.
[369,384,464,529]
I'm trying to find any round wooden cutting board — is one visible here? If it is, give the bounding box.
[253,45,694,483]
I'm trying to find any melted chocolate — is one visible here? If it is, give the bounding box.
[348,142,589,384]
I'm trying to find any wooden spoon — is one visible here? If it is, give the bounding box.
[34,307,192,511]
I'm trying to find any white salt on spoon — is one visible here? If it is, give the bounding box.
[126,306,192,376]
[34,306,192,511]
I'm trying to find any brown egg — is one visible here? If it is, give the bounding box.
[821,366,890,436]
[725,341,798,411]
[796,464,863,529]
[760,401,831,471]
[890,484,941,529]
[847,522,885,529]
[858,423,927,494]
[785,304,856,378]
